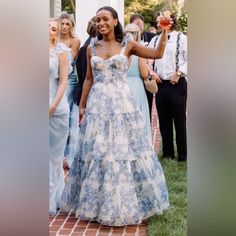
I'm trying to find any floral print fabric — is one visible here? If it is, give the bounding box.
[60,37,169,226]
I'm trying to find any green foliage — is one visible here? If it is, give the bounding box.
[148,159,187,236]
[125,0,187,33]
[125,0,164,29]
[177,10,187,34]
[139,3,165,29]
[61,0,74,14]
[125,0,133,8]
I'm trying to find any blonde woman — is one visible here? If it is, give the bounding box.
[125,23,152,144]
[49,18,71,216]
[58,13,81,169]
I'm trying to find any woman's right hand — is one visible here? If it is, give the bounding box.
[151,72,162,84]
[79,107,85,126]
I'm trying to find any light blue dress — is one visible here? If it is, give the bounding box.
[49,43,71,215]
[127,55,152,144]
[61,37,169,226]
[63,47,79,168]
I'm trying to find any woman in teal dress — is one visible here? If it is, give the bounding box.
[58,13,81,169]
[125,23,152,144]
[61,6,172,226]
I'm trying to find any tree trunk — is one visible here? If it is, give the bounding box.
[69,0,75,13]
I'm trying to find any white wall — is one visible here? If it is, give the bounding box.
[50,0,54,17]
[50,0,61,18]
[54,0,61,18]
[75,0,124,45]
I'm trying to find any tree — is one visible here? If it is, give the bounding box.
[176,10,187,34]
[61,0,75,14]
[125,0,164,29]
[125,0,187,33]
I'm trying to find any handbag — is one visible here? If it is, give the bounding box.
[144,75,158,94]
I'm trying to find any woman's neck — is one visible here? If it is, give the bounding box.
[102,33,116,42]
[60,33,71,41]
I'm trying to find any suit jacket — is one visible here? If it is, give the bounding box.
[143,31,156,44]
[73,37,93,105]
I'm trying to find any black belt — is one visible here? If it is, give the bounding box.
[160,76,185,82]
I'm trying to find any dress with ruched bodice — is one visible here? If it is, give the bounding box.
[61,37,169,226]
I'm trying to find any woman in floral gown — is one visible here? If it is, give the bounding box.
[61,6,172,226]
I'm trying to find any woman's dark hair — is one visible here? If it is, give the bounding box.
[96,6,124,42]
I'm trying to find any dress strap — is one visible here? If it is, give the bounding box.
[51,42,73,75]
[120,45,126,55]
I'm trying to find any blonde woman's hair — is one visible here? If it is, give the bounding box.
[125,23,141,43]
[58,12,76,38]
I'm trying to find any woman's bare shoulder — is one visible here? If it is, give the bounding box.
[71,37,81,46]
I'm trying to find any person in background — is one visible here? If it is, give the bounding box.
[129,13,156,119]
[129,13,156,45]
[125,23,152,144]
[148,10,187,162]
[61,6,172,226]
[148,26,157,34]
[49,18,71,216]
[58,12,81,169]
[74,16,97,105]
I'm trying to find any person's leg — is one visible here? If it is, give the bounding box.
[49,115,69,214]
[145,90,153,120]
[171,77,187,161]
[156,82,175,159]
[64,84,79,168]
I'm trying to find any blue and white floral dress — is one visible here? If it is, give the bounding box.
[61,37,169,226]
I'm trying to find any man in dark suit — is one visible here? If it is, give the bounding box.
[129,13,156,119]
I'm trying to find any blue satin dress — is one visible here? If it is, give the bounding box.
[49,43,71,215]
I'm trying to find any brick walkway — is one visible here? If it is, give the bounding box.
[49,95,160,236]
[49,212,148,236]
[151,94,161,154]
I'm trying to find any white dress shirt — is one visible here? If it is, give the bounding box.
[148,30,187,80]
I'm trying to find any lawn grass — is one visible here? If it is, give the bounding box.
[147,158,187,236]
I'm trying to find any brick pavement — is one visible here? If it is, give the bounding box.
[49,211,148,236]
[151,94,161,154]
